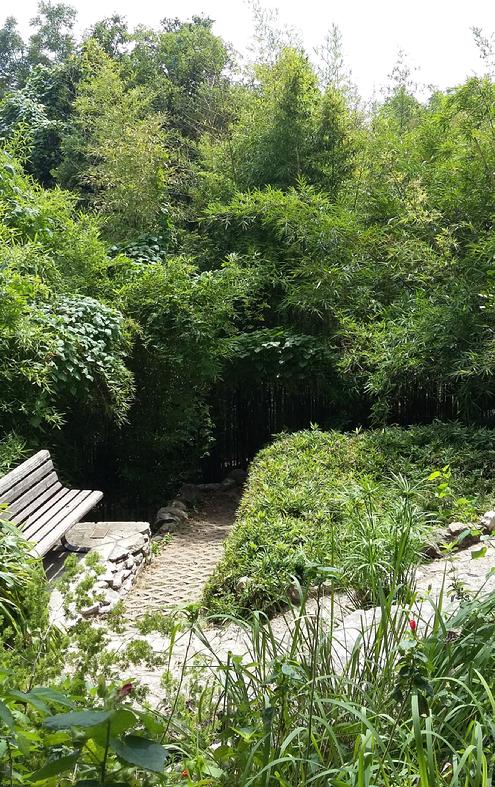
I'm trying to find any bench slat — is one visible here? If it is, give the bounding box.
[22,489,79,541]
[0,459,54,506]
[30,491,104,557]
[19,486,72,535]
[0,451,50,498]
[6,472,60,521]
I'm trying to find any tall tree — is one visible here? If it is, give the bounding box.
[27,1,77,67]
[57,43,169,241]
[0,17,26,96]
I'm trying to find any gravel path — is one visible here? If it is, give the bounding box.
[123,488,240,617]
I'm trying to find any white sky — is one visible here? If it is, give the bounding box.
[1,0,495,97]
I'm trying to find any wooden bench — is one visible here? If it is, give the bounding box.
[0,450,103,557]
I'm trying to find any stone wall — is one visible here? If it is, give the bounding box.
[49,521,152,626]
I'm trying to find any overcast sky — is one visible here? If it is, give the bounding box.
[3,0,495,97]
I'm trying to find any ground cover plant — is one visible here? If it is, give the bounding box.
[205,424,495,616]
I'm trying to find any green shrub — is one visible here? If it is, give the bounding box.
[204,424,495,616]
[0,518,48,635]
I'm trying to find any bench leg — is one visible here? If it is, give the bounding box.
[60,532,90,554]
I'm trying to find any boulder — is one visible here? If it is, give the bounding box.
[154,508,182,530]
[170,499,187,512]
[158,505,188,522]
[481,510,495,532]
[157,519,181,534]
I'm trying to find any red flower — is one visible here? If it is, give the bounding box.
[409,619,417,632]
[118,682,134,697]
[181,769,190,778]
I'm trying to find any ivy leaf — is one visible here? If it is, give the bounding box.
[471,546,487,559]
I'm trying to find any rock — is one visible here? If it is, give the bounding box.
[154,508,182,527]
[447,522,479,547]
[236,576,250,592]
[157,519,181,534]
[96,570,115,584]
[447,522,470,538]
[177,483,202,505]
[108,545,128,563]
[197,482,222,492]
[111,571,125,590]
[228,468,248,486]
[481,511,495,532]
[221,477,236,490]
[157,505,188,522]
[94,543,116,562]
[80,602,100,617]
[170,499,187,512]
[125,556,135,570]
[102,589,120,607]
[423,542,443,559]
[134,522,151,535]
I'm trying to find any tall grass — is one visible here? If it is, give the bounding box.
[179,580,495,787]
[172,558,495,784]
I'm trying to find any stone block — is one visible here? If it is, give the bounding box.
[111,571,125,590]
[481,511,495,532]
[108,545,128,563]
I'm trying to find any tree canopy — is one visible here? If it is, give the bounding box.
[2,2,495,505]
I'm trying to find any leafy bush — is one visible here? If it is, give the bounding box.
[0,519,47,635]
[204,424,495,616]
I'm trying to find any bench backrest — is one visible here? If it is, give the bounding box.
[0,451,103,557]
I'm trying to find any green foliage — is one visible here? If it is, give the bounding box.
[0,519,46,634]
[113,257,246,496]
[27,1,77,67]
[58,43,169,242]
[205,425,495,616]
[0,16,26,96]
[199,47,359,199]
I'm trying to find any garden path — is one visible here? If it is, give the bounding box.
[123,487,240,617]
